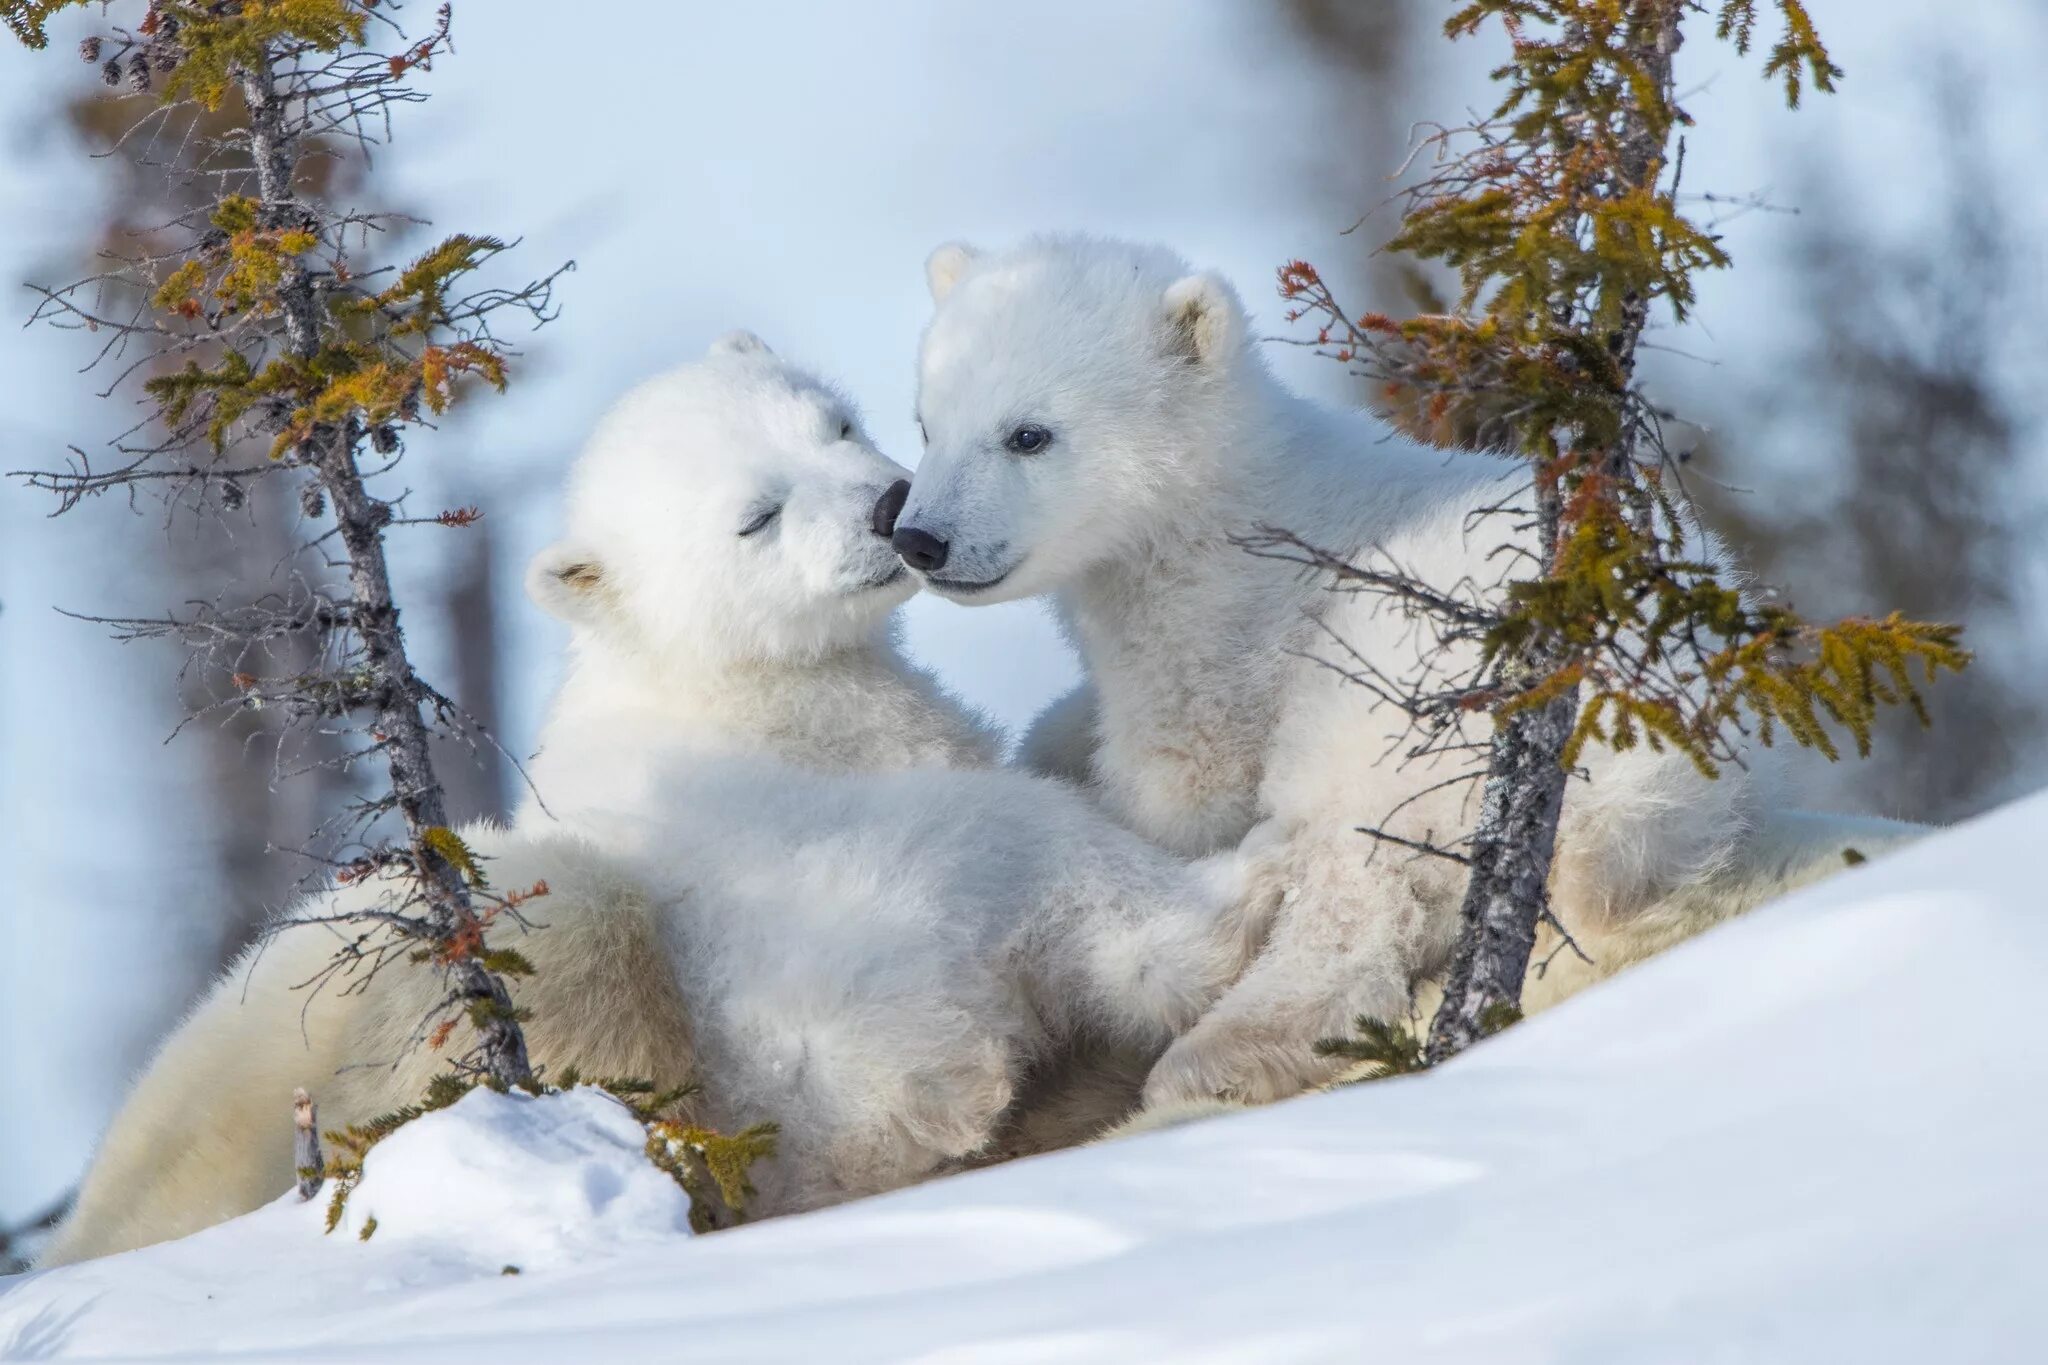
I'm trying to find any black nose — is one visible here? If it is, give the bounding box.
[871,479,910,539]
[892,524,950,573]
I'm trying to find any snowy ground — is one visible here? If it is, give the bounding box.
[4,792,2042,1362]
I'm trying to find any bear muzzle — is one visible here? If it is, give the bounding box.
[871,480,911,540]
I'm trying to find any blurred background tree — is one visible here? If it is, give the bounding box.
[1700,67,2046,822]
[50,87,358,977]
[1282,0,1426,312]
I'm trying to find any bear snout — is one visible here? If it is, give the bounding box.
[871,479,910,539]
[892,523,950,573]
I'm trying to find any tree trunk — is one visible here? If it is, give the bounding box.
[1425,3,1683,1064]
[436,519,508,824]
[1424,687,1578,1060]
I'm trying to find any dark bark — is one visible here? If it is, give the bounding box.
[1424,689,1577,1060]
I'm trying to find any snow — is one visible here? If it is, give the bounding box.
[5,792,2044,1362]
[0,1088,692,1358]
[323,1087,693,1272]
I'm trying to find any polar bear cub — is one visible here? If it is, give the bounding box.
[518,327,998,826]
[43,336,1252,1266]
[899,235,1920,1109]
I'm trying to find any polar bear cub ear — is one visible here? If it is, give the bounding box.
[709,329,774,358]
[925,242,982,304]
[1162,271,1246,369]
[526,540,611,623]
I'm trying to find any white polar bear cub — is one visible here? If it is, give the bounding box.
[43,335,1251,1267]
[519,326,998,823]
[900,235,1919,1109]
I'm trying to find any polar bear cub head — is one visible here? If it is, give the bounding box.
[529,332,915,664]
[896,235,1252,604]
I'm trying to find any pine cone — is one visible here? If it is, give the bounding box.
[219,479,246,510]
[79,36,102,63]
[371,425,400,455]
[300,485,327,520]
[101,58,122,86]
[127,53,151,91]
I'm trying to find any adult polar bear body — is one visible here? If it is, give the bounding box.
[43,339,1250,1266]
[899,235,1916,1108]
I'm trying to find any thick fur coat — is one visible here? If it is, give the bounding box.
[44,337,1252,1265]
[900,235,1921,1108]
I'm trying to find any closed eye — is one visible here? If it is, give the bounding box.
[737,505,782,537]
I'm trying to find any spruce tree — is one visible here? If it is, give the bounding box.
[1270,1,1967,1062]
[6,1,568,1086]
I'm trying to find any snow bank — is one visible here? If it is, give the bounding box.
[0,1088,693,1360]
[324,1086,692,1269]
[4,792,2045,1362]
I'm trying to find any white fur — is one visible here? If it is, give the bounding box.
[519,335,998,824]
[618,755,1256,1212]
[1015,681,1098,788]
[42,829,695,1268]
[46,340,1252,1266]
[908,234,1925,1108]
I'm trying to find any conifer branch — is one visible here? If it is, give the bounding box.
[1272,0,1963,1065]
[10,1,569,1087]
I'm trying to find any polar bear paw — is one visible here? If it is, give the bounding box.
[893,1038,1019,1161]
[1140,1014,1341,1110]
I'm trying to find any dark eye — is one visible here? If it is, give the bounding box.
[737,505,781,537]
[1005,424,1053,455]
[838,419,854,440]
